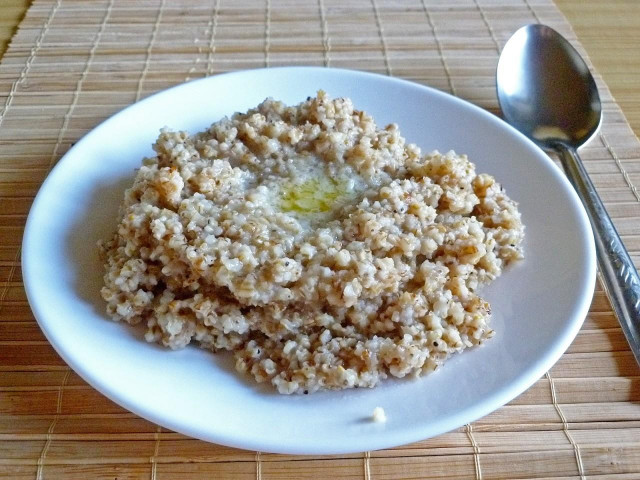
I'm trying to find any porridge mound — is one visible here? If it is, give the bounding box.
[99,91,524,394]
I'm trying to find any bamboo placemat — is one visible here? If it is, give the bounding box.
[1,0,640,478]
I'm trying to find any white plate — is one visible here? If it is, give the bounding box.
[23,67,596,454]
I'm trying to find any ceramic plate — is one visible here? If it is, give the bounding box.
[22,67,596,454]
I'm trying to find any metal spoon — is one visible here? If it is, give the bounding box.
[496,24,640,364]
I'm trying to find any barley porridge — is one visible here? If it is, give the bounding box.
[99,91,524,394]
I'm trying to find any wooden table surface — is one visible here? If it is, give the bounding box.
[2,0,640,138]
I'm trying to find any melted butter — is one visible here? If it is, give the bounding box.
[280,177,350,214]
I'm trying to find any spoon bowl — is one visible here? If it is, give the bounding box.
[497,24,601,151]
[496,24,640,365]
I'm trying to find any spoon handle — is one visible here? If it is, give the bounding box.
[557,144,640,365]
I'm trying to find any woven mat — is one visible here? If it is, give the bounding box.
[1,0,640,478]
